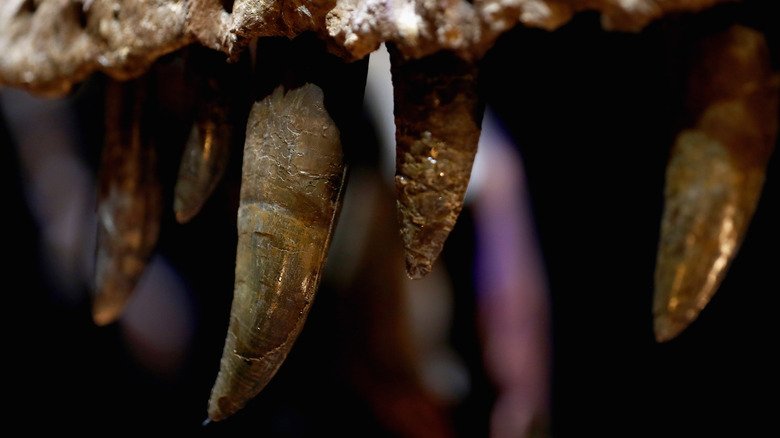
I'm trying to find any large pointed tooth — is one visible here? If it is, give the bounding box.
[93,76,162,326]
[389,46,485,279]
[173,48,250,223]
[207,83,348,421]
[206,34,368,422]
[654,25,779,342]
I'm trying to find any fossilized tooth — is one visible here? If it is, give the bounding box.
[173,119,230,223]
[207,83,347,421]
[653,25,780,342]
[173,49,250,223]
[389,45,485,279]
[93,75,163,326]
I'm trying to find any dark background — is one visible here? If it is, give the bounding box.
[2,1,778,435]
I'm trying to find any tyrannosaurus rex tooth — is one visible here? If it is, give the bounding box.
[389,45,485,279]
[173,48,250,223]
[93,75,163,326]
[653,25,779,342]
[207,83,347,421]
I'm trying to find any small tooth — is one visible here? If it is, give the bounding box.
[174,49,250,223]
[389,45,484,279]
[93,76,162,326]
[173,119,230,223]
[654,25,779,342]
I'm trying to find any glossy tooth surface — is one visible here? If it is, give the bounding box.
[654,25,779,342]
[93,76,162,326]
[173,49,250,223]
[207,83,347,421]
[389,46,485,279]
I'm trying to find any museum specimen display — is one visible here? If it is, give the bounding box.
[1,0,777,435]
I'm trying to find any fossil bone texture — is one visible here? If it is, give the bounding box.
[2,0,779,432]
[1,0,736,95]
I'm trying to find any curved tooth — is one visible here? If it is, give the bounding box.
[173,48,250,223]
[207,83,347,421]
[654,25,779,342]
[93,76,162,326]
[389,46,485,279]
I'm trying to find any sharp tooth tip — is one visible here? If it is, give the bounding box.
[207,394,235,423]
[173,197,197,224]
[405,258,432,279]
[653,313,689,343]
[91,281,136,325]
[652,268,719,342]
[92,305,121,326]
[174,209,191,224]
[654,330,676,343]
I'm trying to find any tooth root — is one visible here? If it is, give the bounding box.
[207,83,347,421]
[93,76,162,326]
[654,25,779,342]
[174,49,250,223]
[389,46,484,279]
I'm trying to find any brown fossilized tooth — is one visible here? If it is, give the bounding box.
[653,25,779,342]
[207,83,347,421]
[173,49,250,223]
[389,45,485,279]
[93,76,162,326]
[174,120,229,223]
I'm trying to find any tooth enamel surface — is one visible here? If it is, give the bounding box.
[173,47,250,223]
[93,76,162,326]
[653,25,779,342]
[208,83,347,421]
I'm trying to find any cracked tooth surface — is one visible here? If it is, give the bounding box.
[93,75,162,326]
[173,48,249,223]
[653,25,779,342]
[389,45,485,279]
[207,83,347,421]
